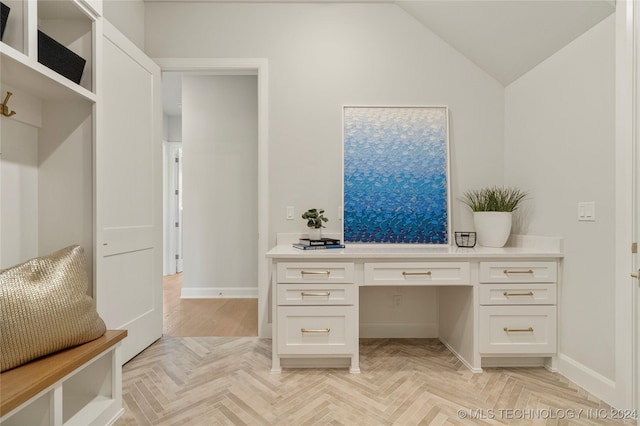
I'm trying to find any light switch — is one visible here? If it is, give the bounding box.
[286,206,295,220]
[577,202,595,222]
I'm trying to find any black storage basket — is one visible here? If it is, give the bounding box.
[1,2,10,41]
[38,30,86,84]
[455,232,477,248]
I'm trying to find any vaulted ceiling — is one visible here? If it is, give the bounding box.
[396,0,615,86]
[157,0,616,116]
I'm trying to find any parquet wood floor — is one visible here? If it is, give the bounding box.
[163,273,257,337]
[115,337,633,425]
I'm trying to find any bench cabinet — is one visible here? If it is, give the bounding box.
[0,330,127,426]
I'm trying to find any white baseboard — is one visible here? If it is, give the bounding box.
[180,287,258,298]
[557,353,617,407]
[359,322,438,338]
[439,338,482,373]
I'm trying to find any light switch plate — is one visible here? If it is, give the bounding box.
[286,206,295,220]
[577,202,595,222]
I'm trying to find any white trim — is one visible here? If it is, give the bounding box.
[632,0,640,413]
[154,58,270,338]
[613,0,636,411]
[180,287,258,299]
[557,354,618,408]
[440,338,482,373]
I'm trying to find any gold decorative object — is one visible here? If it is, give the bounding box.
[503,327,534,333]
[0,245,106,372]
[503,292,534,297]
[1,91,16,117]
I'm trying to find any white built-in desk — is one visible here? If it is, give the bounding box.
[267,235,563,374]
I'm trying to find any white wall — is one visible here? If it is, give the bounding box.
[0,100,93,285]
[0,119,38,268]
[504,16,616,393]
[145,2,506,240]
[38,102,94,278]
[181,75,258,296]
[167,116,182,143]
[103,0,145,50]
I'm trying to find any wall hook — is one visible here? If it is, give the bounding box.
[1,92,17,117]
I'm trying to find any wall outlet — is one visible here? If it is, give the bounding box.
[393,294,401,309]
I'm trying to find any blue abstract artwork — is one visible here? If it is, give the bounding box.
[343,106,450,244]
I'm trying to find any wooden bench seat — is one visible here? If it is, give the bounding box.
[1,330,127,423]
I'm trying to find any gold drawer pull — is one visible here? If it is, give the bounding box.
[301,270,330,276]
[402,271,432,276]
[503,269,534,275]
[301,292,331,297]
[503,327,534,333]
[503,291,534,297]
[301,328,331,334]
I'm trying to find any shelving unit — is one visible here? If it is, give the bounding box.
[0,3,120,422]
[2,3,156,423]
[1,0,99,273]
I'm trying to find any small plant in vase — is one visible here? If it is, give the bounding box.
[302,208,328,240]
[461,186,528,247]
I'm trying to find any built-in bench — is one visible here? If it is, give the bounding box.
[1,330,127,426]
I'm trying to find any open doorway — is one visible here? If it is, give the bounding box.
[161,70,261,337]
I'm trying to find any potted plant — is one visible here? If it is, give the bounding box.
[302,208,328,239]
[460,186,528,247]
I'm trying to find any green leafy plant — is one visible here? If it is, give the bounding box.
[302,208,328,229]
[461,186,529,212]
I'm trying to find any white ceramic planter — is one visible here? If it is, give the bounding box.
[473,211,512,247]
[308,228,322,240]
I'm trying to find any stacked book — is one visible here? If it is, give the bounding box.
[293,237,345,250]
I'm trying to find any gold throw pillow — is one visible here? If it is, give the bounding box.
[0,245,106,372]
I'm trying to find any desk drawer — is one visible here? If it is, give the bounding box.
[277,306,355,355]
[277,262,355,284]
[364,262,470,285]
[479,261,557,283]
[479,283,556,305]
[479,306,556,354]
[277,283,355,306]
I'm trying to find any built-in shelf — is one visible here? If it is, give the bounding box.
[1,42,96,102]
[0,0,96,102]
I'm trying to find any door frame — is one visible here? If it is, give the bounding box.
[633,0,640,411]
[154,58,270,338]
[614,0,636,411]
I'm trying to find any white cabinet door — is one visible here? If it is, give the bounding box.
[96,21,163,363]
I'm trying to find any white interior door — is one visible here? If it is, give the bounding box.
[96,21,163,363]
[164,142,182,275]
[175,147,183,273]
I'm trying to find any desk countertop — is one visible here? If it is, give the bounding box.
[266,239,563,260]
